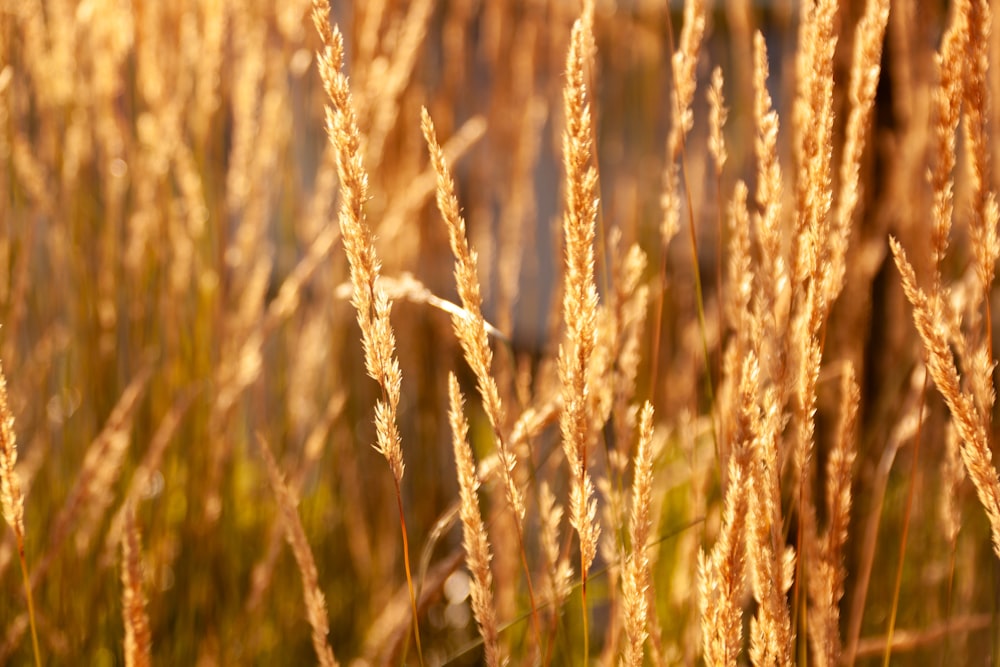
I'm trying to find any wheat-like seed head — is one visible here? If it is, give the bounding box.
[447,374,504,667]
[621,402,655,667]
[259,436,339,667]
[121,503,152,667]
[559,14,602,580]
[0,361,23,540]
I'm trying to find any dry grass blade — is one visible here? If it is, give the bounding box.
[826,0,891,306]
[32,366,152,588]
[311,1,404,484]
[0,361,24,542]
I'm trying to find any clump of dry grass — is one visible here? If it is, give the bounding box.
[8,0,1000,663]
[892,0,1000,561]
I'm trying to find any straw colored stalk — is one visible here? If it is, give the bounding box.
[447,375,503,667]
[621,402,655,667]
[788,0,837,561]
[964,0,994,256]
[963,0,1000,409]
[311,0,403,488]
[121,504,152,667]
[891,0,1000,559]
[700,355,758,666]
[0,360,40,666]
[745,355,795,667]
[791,0,838,291]
[559,12,601,613]
[725,181,752,340]
[421,107,522,521]
[666,0,705,165]
[538,479,572,610]
[311,1,420,658]
[929,0,968,273]
[708,66,728,176]
[611,242,650,462]
[247,394,346,614]
[258,436,338,667]
[423,107,544,646]
[660,0,706,239]
[716,181,753,471]
[941,420,965,549]
[0,361,25,583]
[364,0,434,161]
[808,363,860,667]
[750,31,787,392]
[825,0,891,307]
[891,239,1000,558]
[539,475,574,667]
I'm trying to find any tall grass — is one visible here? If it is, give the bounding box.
[3,0,1000,664]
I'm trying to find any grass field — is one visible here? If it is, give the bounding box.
[3,0,1000,664]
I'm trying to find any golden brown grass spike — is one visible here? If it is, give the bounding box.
[422,106,543,649]
[258,435,339,667]
[963,0,1000,393]
[889,0,1000,562]
[0,359,40,667]
[621,402,655,667]
[447,374,504,667]
[121,503,152,667]
[825,0,891,307]
[745,354,795,667]
[310,1,421,659]
[560,12,602,663]
[929,0,969,273]
[808,363,860,667]
[700,354,758,667]
[538,479,572,660]
[420,107,519,518]
[891,238,1000,558]
[750,31,787,396]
